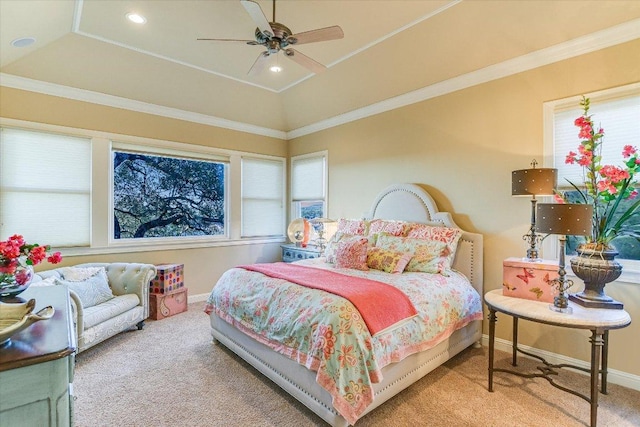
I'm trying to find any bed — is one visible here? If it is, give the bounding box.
[205,183,483,426]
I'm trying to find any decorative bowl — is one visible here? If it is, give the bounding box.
[0,299,55,347]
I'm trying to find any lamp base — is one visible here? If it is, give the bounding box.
[569,293,623,310]
[549,304,573,314]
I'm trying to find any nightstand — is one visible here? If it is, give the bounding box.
[484,289,631,427]
[281,244,322,263]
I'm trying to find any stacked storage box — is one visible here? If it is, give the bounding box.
[149,264,188,320]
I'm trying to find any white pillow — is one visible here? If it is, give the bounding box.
[56,268,114,308]
[61,266,104,282]
[30,276,57,287]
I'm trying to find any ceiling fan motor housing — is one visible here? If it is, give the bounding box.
[254,22,295,52]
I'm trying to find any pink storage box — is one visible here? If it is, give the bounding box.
[149,288,188,320]
[502,257,559,303]
[149,264,184,294]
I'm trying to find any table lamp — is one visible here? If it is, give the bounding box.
[512,160,557,261]
[535,203,593,314]
[309,217,337,251]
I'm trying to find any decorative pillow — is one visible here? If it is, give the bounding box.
[55,268,114,308]
[61,266,104,282]
[30,276,57,287]
[324,233,375,263]
[375,233,449,274]
[336,218,367,235]
[367,219,411,237]
[406,224,462,269]
[334,237,369,271]
[366,247,412,274]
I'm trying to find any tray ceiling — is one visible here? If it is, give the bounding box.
[1,0,640,134]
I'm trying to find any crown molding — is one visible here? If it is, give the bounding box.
[0,73,287,140]
[287,18,640,139]
[1,18,638,142]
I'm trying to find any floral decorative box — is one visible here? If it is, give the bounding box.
[502,257,559,303]
[149,264,184,294]
[149,288,188,320]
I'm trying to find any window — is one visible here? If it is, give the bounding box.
[545,83,640,277]
[0,127,91,246]
[0,119,286,254]
[291,152,327,220]
[113,150,227,240]
[241,157,285,237]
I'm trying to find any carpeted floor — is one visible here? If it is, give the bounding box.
[73,302,640,427]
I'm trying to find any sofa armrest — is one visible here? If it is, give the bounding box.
[67,289,84,342]
[73,263,157,319]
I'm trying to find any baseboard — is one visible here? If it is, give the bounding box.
[481,334,640,392]
[188,292,210,304]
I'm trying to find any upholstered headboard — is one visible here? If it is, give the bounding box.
[366,183,483,295]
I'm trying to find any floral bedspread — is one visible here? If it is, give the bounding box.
[204,258,482,424]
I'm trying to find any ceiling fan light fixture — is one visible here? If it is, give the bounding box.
[126,12,147,24]
[269,65,282,73]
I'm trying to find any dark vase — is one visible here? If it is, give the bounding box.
[569,245,623,309]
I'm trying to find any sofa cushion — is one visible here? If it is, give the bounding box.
[55,269,115,308]
[83,294,140,329]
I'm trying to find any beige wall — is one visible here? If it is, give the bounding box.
[290,39,640,377]
[1,39,639,377]
[0,86,287,298]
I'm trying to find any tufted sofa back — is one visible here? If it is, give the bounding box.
[35,262,157,318]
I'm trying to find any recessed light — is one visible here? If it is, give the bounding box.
[11,37,36,48]
[126,12,147,24]
[269,65,282,73]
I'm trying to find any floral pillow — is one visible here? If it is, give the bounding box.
[336,218,367,235]
[55,268,114,308]
[375,233,449,274]
[367,219,412,237]
[324,233,375,263]
[406,223,462,269]
[366,246,413,274]
[334,237,369,271]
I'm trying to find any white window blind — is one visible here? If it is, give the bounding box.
[554,95,640,189]
[241,157,285,237]
[0,127,91,246]
[291,154,326,201]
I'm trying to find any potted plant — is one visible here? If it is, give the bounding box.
[557,96,640,308]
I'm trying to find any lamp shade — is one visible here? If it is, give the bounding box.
[512,168,557,196]
[535,203,593,236]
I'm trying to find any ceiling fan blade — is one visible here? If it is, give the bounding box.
[247,51,271,76]
[241,0,273,38]
[284,48,326,74]
[289,26,344,45]
[197,38,258,44]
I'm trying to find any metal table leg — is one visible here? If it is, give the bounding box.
[590,329,604,427]
[488,309,497,392]
[601,329,609,395]
[512,317,518,366]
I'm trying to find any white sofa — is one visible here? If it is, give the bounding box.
[33,262,157,353]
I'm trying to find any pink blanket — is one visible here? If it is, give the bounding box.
[238,262,417,335]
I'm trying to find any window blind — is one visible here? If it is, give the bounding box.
[291,155,326,201]
[0,127,91,246]
[241,157,285,237]
[554,96,640,189]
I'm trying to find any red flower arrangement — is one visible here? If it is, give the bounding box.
[0,235,62,291]
[557,96,640,249]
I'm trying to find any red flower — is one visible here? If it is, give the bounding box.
[47,252,63,264]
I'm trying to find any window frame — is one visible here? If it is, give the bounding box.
[542,82,640,284]
[290,151,328,221]
[0,117,286,257]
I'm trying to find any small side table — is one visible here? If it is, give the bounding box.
[484,289,631,427]
[281,243,322,263]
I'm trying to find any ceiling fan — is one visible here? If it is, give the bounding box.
[198,0,344,76]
